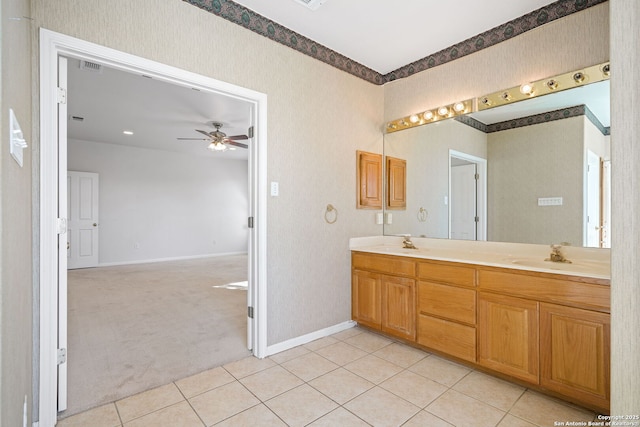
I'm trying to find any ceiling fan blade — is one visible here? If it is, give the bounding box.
[227,134,249,141]
[226,140,248,149]
[177,137,208,140]
[196,129,213,137]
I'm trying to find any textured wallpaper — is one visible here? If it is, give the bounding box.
[32,0,384,346]
[487,117,584,246]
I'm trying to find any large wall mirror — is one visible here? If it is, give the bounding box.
[383,65,610,248]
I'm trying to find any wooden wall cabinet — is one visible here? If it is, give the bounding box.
[356,151,382,209]
[386,156,406,209]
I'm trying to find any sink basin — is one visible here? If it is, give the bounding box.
[504,257,610,275]
[369,245,428,254]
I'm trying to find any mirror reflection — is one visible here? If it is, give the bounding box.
[383,79,610,248]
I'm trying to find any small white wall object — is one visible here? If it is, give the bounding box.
[9,108,28,167]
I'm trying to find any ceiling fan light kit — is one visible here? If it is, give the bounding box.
[177,122,249,152]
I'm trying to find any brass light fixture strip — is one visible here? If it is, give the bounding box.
[386,99,476,133]
[477,62,610,111]
[385,61,610,134]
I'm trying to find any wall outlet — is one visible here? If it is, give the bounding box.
[376,212,383,225]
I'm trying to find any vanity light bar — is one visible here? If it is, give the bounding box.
[386,98,475,133]
[385,61,610,134]
[477,61,610,111]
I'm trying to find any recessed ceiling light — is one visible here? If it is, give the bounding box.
[123,130,134,135]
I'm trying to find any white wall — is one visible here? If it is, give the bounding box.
[68,139,249,265]
[611,0,640,414]
[0,0,33,425]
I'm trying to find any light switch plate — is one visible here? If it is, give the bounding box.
[9,109,27,167]
[270,181,279,196]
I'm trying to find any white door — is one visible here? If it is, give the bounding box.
[67,171,100,269]
[450,163,477,240]
[586,150,602,247]
[58,56,69,412]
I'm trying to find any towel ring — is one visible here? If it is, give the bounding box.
[325,204,338,224]
[417,207,428,222]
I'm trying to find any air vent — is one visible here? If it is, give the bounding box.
[79,60,103,73]
[292,0,328,11]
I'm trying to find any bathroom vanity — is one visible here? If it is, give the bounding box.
[350,236,610,413]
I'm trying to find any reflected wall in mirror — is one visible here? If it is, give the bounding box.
[383,78,610,248]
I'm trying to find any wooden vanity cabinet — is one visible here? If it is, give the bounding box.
[351,252,416,340]
[540,303,610,410]
[351,251,611,412]
[416,261,477,362]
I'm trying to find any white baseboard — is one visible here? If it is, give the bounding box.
[95,252,248,268]
[265,320,357,357]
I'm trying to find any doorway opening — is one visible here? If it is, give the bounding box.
[39,29,268,426]
[448,150,487,241]
[61,55,255,416]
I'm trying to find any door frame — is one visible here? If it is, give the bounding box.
[448,150,487,241]
[38,29,268,425]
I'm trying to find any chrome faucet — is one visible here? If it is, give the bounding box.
[546,244,571,263]
[402,235,417,249]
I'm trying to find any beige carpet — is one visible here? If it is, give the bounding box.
[61,255,251,418]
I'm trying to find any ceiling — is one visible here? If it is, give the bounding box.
[68,0,601,159]
[67,58,253,160]
[229,0,558,75]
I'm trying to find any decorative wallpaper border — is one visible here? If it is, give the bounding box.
[384,0,608,82]
[455,105,609,135]
[183,0,607,85]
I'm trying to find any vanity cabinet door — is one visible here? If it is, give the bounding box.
[352,269,381,329]
[478,292,539,384]
[381,274,415,340]
[540,303,610,411]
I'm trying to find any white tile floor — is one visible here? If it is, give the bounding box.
[57,327,600,427]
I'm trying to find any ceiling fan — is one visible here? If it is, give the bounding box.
[177,122,249,151]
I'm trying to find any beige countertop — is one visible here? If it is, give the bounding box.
[350,236,611,280]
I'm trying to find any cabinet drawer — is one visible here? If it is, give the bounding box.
[418,262,476,287]
[478,269,610,311]
[418,281,476,325]
[352,252,415,277]
[417,314,476,362]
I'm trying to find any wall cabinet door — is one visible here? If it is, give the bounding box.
[478,292,539,383]
[540,303,610,411]
[352,269,381,329]
[386,156,406,209]
[381,274,415,340]
[356,151,382,209]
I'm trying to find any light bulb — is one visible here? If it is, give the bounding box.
[453,102,465,113]
[438,106,449,117]
[409,114,420,123]
[423,111,434,120]
[520,83,534,96]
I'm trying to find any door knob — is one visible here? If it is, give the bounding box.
[93,223,98,227]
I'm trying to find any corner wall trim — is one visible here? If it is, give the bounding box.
[265,320,357,357]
